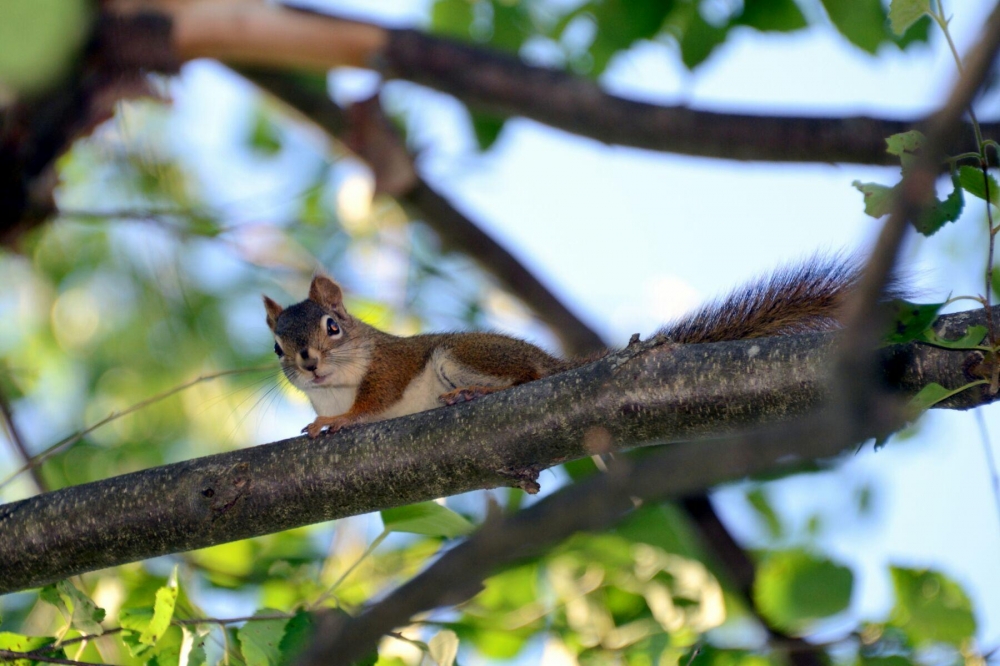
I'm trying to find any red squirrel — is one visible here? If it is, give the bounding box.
[264,258,865,438]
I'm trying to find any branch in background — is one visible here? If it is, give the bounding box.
[0,388,45,493]
[101,1,996,168]
[0,310,994,595]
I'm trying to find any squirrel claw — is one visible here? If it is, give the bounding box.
[440,386,502,406]
[303,415,354,438]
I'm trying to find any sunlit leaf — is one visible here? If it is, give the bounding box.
[0,633,63,666]
[432,0,475,38]
[853,181,895,218]
[382,501,474,537]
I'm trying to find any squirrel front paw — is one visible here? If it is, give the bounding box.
[303,415,355,438]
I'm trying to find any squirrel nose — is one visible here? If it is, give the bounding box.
[299,350,318,372]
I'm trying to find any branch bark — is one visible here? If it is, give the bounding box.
[1,307,995,595]
[100,1,997,168]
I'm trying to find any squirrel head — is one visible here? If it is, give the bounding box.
[263,275,363,389]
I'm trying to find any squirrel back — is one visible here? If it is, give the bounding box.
[659,256,898,345]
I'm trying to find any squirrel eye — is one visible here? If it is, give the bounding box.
[325,316,341,337]
[274,342,284,357]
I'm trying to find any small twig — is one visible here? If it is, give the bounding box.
[0,380,46,493]
[0,365,271,492]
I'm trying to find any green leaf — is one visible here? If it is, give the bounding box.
[888,0,930,36]
[680,9,728,69]
[470,112,506,151]
[276,611,313,666]
[853,181,896,218]
[957,165,1000,207]
[882,300,944,345]
[179,626,210,666]
[39,580,106,636]
[428,629,460,666]
[907,382,953,414]
[588,0,675,74]
[490,0,530,52]
[237,610,291,666]
[914,181,964,236]
[0,633,62,666]
[886,130,926,157]
[143,577,179,646]
[754,550,854,632]
[431,0,475,39]
[746,487,782,538]
[248,108,283,156]
[921,325,988,349]
[821,0,889,54]
[733,0,807,32]
[0,0,92,95]
[382,501,474,537]
[893,14,931,49]
[890,567,976,646]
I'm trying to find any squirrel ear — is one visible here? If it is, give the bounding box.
[309,275,349,319]
[263,295,283,331]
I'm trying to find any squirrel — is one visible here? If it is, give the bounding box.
[264,257,873,438]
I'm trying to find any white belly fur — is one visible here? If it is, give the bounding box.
[305,347,516,422]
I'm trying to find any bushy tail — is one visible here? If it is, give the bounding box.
[659,256,898,345]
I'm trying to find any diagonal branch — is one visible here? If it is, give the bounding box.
[0,309,995,595]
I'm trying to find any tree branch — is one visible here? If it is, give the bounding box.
[0,308,994,595]
[100,1,996,168]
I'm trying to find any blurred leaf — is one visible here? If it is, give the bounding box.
[588,0,675,74]
[957,165,1000,207]
[913,182,964,236]
[746,487,782,538]
[886,130,926,157]
[490,0,531,52]
[471,112,506,151]
[821,0,889,54]
[907,382,952,414]
[754,550,853,632]
[432,0,476,38]
[680,9,728,69]
[382,501,474,537]
[238,610,291,666]
[892,14,931,48]
[890,567,976,646]
[428,629,460,666]
[882,300,943,345]
[39,580,106,636]
[249,108,283,155]
[733,0,807,32]
[0,0,91,95]
[853,181,895,218]
[179,625,210,666]
[888,0,930,36]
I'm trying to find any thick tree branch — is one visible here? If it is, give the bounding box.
[0,308,995,595]
[102,1,996,168]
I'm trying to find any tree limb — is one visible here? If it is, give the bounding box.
[101,1,996,168]
[0,308,994,595]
